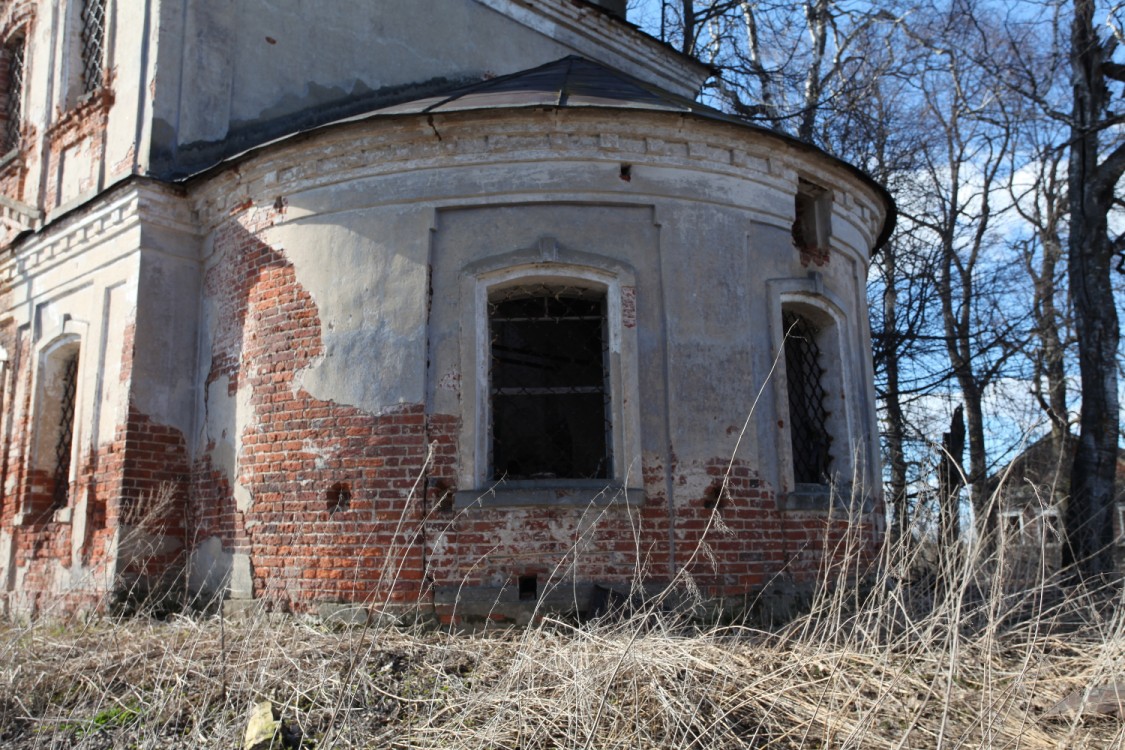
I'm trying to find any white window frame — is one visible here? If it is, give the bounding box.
[1037,507,1062,546]
[767,277,856,506]
[455,245,643,508]
[22,318,86,523]
[1001,508,1025,542]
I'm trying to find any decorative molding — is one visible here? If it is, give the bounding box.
[0,181,193,283]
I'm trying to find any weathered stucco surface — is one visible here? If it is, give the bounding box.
[150,0,707,177]
[175,107,886,618]
[0,0,890,620]
[265,212,432,414]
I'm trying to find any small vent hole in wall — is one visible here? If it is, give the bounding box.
[327,482,351,513]
[619,163,632,181]
[518,575,538,601]
[703,479,727,509]
[428,477,455,512]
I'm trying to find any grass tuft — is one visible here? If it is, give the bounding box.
[2,479,1124,747]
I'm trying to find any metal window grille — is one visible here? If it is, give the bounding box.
[51,353,79,509]
[783,311,832,484]
[3,38,23,152]
[80,0,106,94]
[489,284,611,481]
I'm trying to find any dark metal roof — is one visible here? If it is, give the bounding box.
[191,55,896,248]
[371,56,708,116]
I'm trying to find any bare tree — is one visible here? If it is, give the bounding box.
[907,2,1027,537]
[651,0,1076,549]
[1060,0,1123,579]
[1008,137,1073,451]
[671,0,905,146]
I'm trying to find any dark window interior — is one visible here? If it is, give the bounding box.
[792,179,827,252]
[783,311,832,484]
[489,286,611,481]
[51,352,79,509]
[2,36,24,153]
[80,0,106,94]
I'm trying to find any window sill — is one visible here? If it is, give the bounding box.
[46,85,114,150]
[454,482,644,510]
[778,482,875,514]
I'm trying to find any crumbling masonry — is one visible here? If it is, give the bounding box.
[0,0,892,622]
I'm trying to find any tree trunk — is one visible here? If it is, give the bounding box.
[883,258,910,541]
[798,0,830,142]
[938,406,966,574]
[680,0,696,56]
[1062,0,1122,580]
[1032,231,1070,448]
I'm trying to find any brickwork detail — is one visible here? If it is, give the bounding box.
[44,76,114,211]
[192,206,453,611]
[799,244,831,268]
[0,287,190,614]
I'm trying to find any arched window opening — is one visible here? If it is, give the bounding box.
[488,284,611,481]
[50,351,79,509]
[783,310,832,485]
[79,0,106,94]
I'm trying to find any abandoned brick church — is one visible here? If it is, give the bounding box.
[0,0,893,620]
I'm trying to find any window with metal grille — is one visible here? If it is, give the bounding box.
[783,311,832,484]
[51,352,79,509]
[2,36,24,153]
[79,0,106,94]
[489,285,611,481]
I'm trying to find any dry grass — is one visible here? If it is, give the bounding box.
[2,524,1125,749]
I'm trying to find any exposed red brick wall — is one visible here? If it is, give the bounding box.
[191,206,449,611]
[43,78,114,211]
[115,407,190,578]
[185,205,880,620]
[0,195,880,619]
[424,450,880,625]
[0,289,192,615]
[799,244,831,267]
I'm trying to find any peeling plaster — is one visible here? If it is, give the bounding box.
[205,375,254,512]
[262,216,429,414]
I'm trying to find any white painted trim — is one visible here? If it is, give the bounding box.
[767,275,857,499]
[459,243,641,493]
[1001,508,1025,540]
